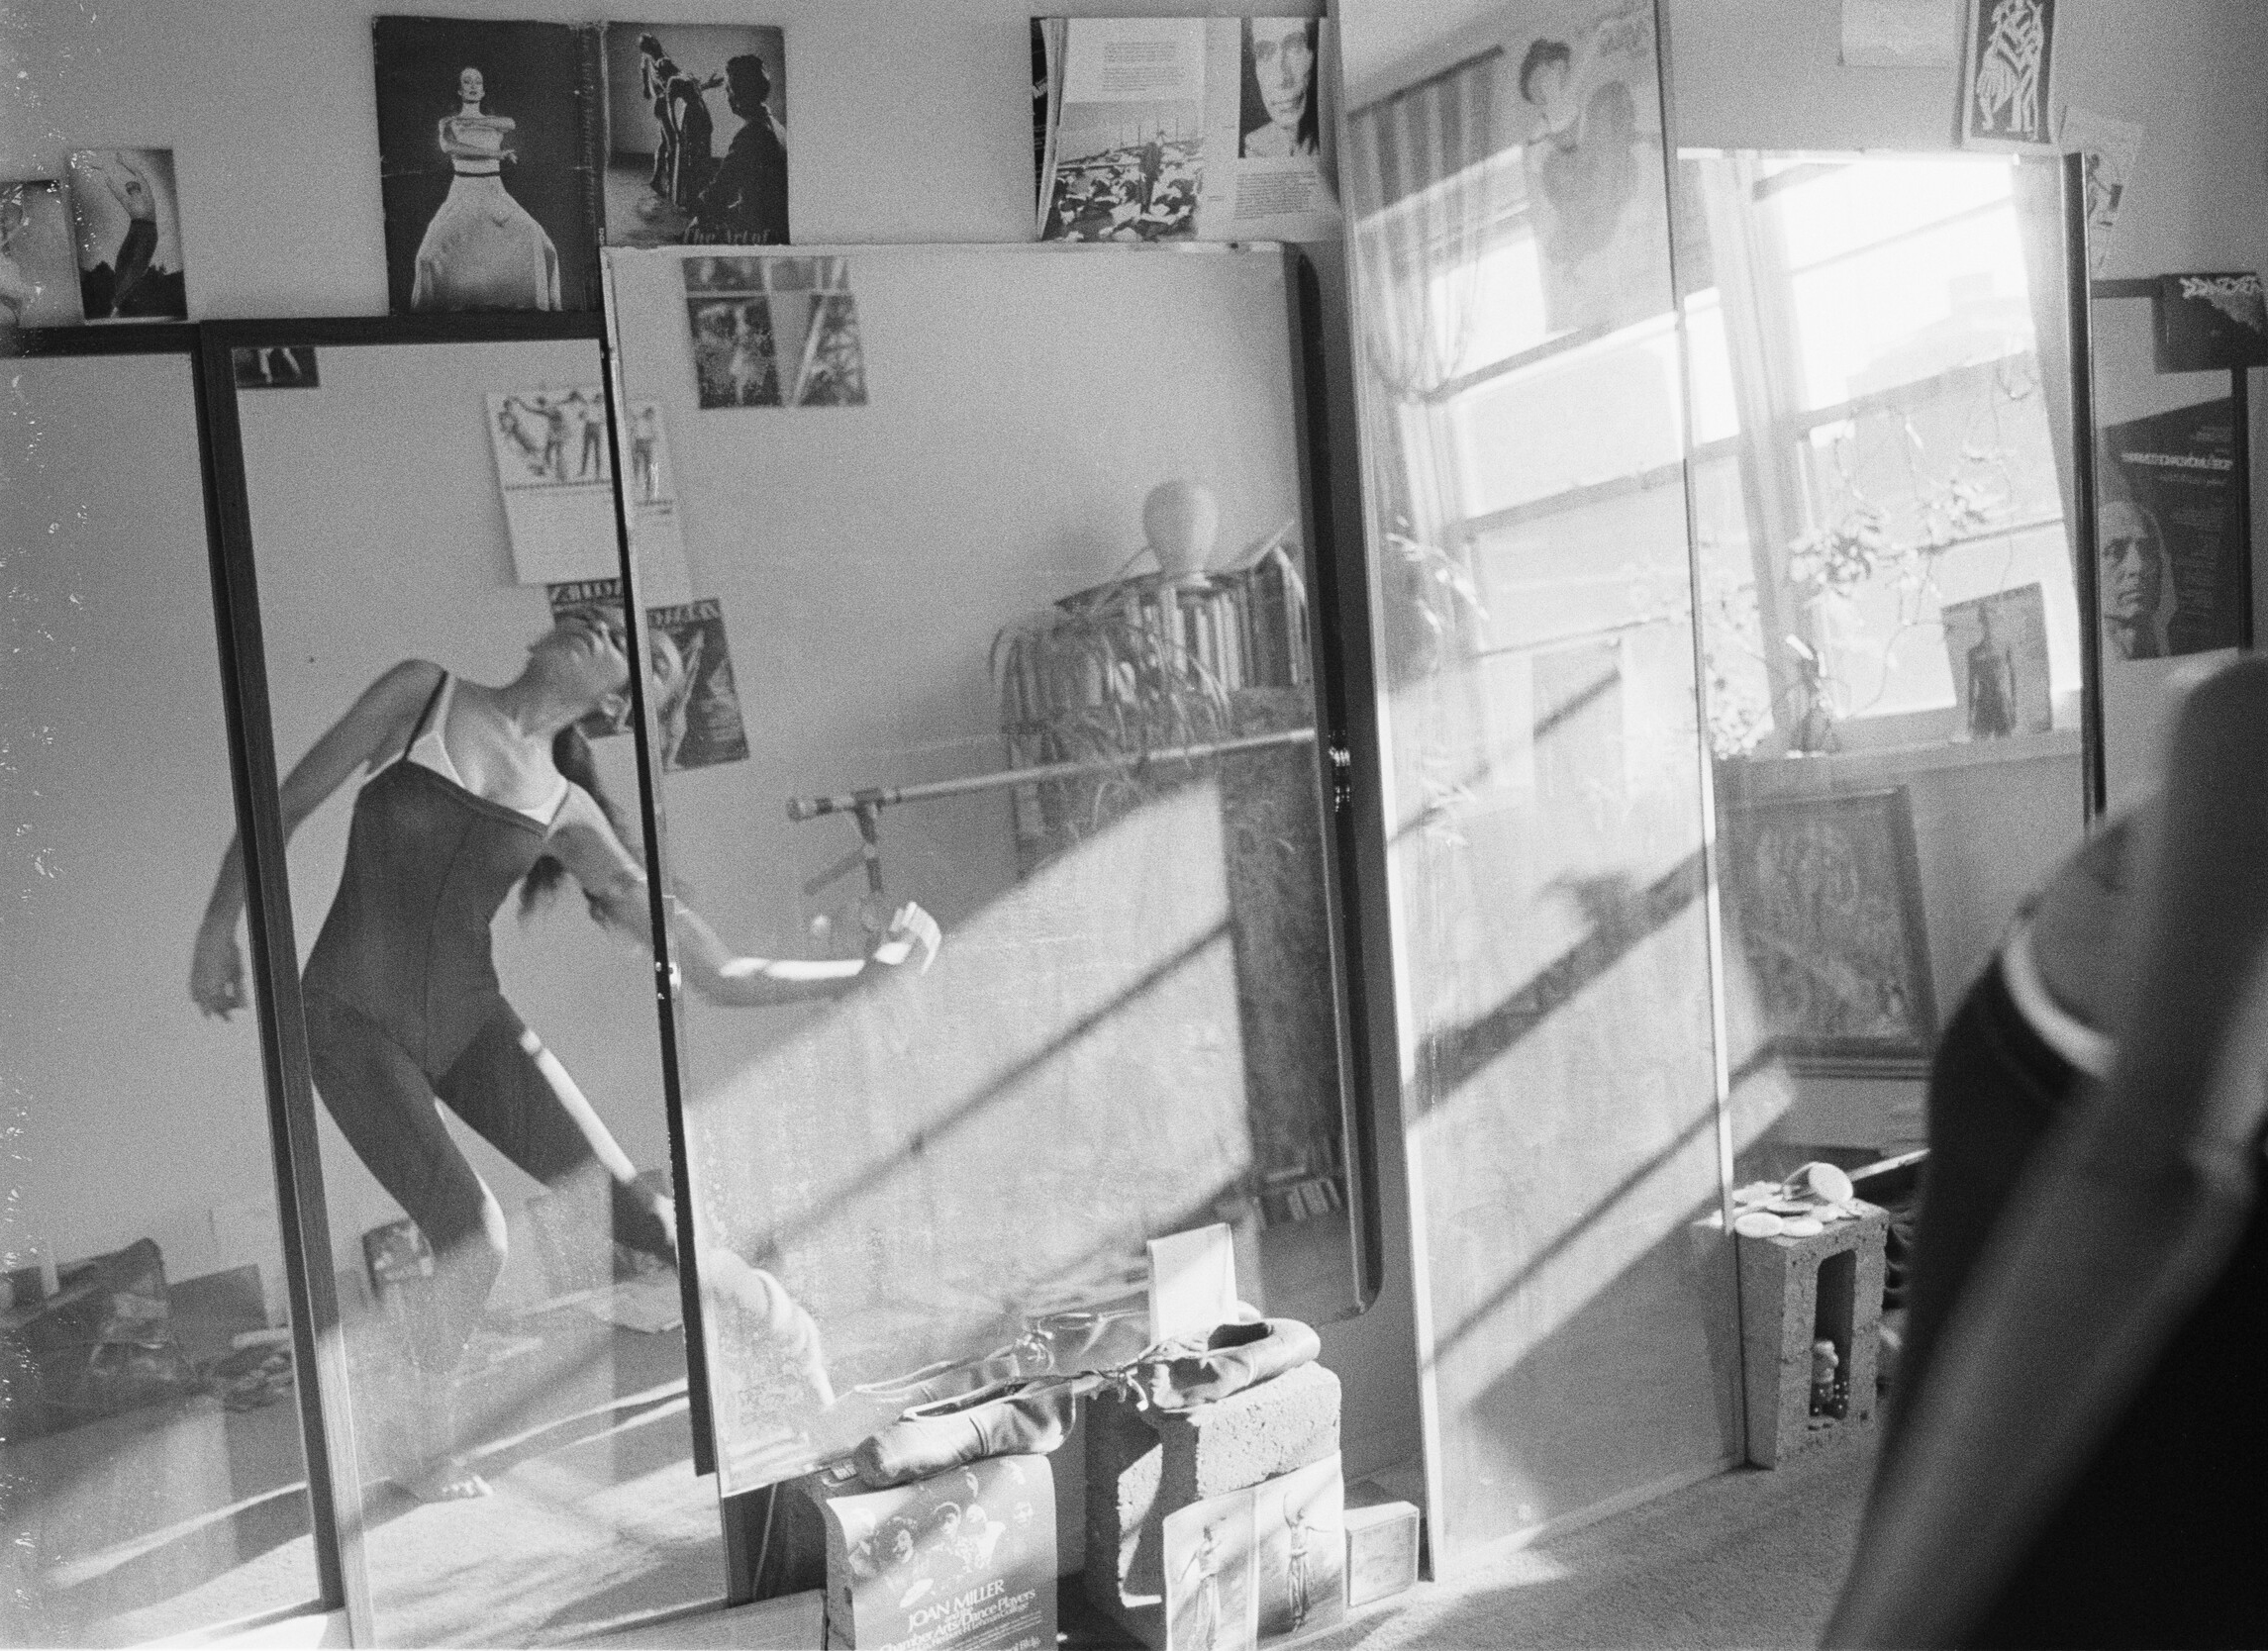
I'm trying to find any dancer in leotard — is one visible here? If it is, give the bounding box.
[190,608,938,1501]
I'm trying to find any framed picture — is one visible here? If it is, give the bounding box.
[1960,0,2056,149]
[1720,788,1937,1074]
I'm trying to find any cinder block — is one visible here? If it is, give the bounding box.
[1736,1202,1889,1467]
[1085,1361,1340,1640]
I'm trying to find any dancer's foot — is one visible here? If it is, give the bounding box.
[399,1456,491,1504]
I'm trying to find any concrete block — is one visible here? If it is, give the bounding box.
[1085,1361,1339,1639]
[1736,1202,1889,1467]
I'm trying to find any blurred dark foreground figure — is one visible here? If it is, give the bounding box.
[1827,657,2268,1648]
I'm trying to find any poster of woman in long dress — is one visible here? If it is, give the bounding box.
[374,16,594,313]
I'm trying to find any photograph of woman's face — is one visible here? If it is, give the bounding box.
[459,66,486,104]
[1251,22,1314,139]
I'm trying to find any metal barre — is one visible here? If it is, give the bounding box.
[785,727,1319,822]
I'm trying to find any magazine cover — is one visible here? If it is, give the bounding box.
[1940,584,2051,740]
[683,254,866,409]
[64,149,186,322]
[373,16,599,313]
[1035,17,1338,243]
[2097,401,2248,660]
[1,179,87,329]
[603,25,789,248]
[821,1455,1056,1651]
[649,598,751,769]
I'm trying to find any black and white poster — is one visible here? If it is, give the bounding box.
[1,179,86,329]
[64,148,187,322]
[1941,583,2051,740]
[683,253,865,409]
[603,24,789,249]
[1960,0,2056,150]
[2097,401,2247,661]
[1515,2,1672,335]
[373,16,593,313]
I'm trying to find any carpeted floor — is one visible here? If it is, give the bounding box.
[1303,1433,1876,1651]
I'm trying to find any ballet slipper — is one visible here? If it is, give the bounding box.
[1134,1317,1322,1411]
[851,1374,1100,1489]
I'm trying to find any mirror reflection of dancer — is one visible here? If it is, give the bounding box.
[411,67,561,312]
[2098,497,2174,660]
[69,151,186,321]
[190,610,938,1502]
[687,54,788,244]
[1239,19,1319,158]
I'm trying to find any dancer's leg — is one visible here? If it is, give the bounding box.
[434,1005,676,1267]
[302,991,503,1500]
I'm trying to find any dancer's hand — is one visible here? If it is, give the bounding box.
[869,902,941,975]
[191,920,247,1020]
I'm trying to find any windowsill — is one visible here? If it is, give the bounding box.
[1720,726,2081,799]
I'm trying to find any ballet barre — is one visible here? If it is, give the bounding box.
[784,726,1317,823]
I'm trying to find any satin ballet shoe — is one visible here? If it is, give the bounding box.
[851,1373,1102,1489]
[1133,1316,1322,1411]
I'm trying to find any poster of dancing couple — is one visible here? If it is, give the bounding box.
[604,25,789,248]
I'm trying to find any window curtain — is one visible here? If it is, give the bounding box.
[1344,49,1512,679]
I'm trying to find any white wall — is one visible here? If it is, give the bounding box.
[4,0,1430,1485]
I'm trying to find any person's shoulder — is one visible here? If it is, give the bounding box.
[375,657,446,698]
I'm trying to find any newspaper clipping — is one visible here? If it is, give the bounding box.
[1035,17,1338,243]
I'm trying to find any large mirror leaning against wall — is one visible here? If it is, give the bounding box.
[601,243,1370,1495]
[204,323,721,1647]
[1675,151,2095,1191]
[2,343,322,1647]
